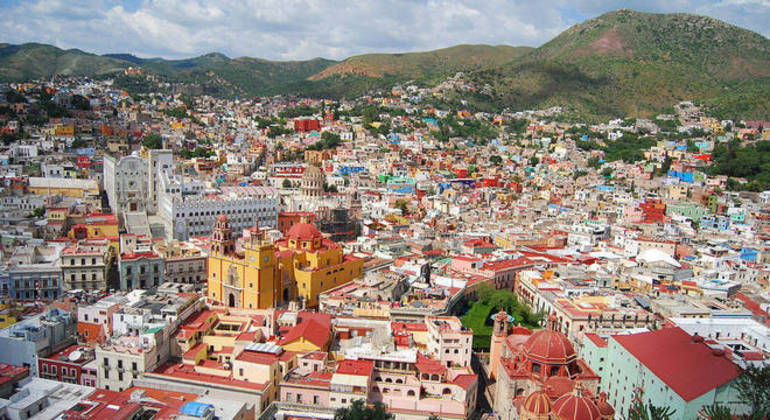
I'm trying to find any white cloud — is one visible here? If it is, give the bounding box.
[0,0,767,60]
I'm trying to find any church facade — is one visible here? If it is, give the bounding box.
[207,215,363,309]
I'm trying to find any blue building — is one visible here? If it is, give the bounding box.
[668,170,695,183]
[699,215,730,231]
[0,308,74,376]
[6,245,63,300]
[740,248,758,264]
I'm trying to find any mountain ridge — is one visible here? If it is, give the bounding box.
[1,9,769,119]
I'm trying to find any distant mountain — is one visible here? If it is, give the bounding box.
[468,10,770,119]
[310,44,532,81]
[0,43,129,80]
[2,10,769,119]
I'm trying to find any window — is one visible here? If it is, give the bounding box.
[313,395,319,404]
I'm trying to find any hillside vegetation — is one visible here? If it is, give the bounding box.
[469,10,770,120]
[1,9,769,119]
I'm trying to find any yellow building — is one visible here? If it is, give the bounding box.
[207,216,280,309]
[54,125,75,137]
[208,217,363,309]
[28,177,99,199]
[0,299,19,328]
[275,220,363,308]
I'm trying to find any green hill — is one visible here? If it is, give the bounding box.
[0,43,129,80]
[1,10,769,119]
[310,44,531,82]
[469,10,770,119]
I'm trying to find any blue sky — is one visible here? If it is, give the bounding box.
[1,0,768,60]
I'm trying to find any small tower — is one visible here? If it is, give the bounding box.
[489,309,508,380]
[211,214,234,256]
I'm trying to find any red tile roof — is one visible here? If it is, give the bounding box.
[613,327,742,401]
[415,352,446,375]
[451,374,477,390]
[583,333,607,348]
[336,359,374,376]
[236,350,279,365]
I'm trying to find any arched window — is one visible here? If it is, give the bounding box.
[395,378,403,384]
[442,388,451,395]
[385,378,392,383]
[407,390,415,397]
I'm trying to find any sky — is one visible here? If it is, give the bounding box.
[0,0,768,61]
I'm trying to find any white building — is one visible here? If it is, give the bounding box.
[147,149,173,214]
[103,154,148,215]
[159,174,279,240]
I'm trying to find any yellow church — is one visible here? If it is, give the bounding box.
[207,215,363,309]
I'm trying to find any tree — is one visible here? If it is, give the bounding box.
[627,401,676,420]
[490,155,502,166]
[71,95,91,110]
[529,156,540,166]
[29,207,45,218]
[394,199,409,215]
[573,169,588,180]
[282,179,292,189]
[734,364,770,417]
[334,400,392,420]
[701,404,734,420]
[143,133,163,149]
[587,156,602,169]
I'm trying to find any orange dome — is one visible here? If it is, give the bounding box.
[596,393,614,417]
[524,328,576,365]
[217,214,228,222]
[522,391,552,415]
[552,393,601,420]
[287,222,322,241]
[543,376,575,399]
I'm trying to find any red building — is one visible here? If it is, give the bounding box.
[278,211,317,235]
[294,118,321,133]
[639,198,666,223]
[77,155,92,170]
[38,344,97,386]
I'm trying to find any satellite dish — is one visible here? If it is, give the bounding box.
[68,350,83,362]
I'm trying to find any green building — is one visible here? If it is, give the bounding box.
[581,328,748,419]
[666,201,708,222]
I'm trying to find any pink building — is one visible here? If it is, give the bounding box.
[279,315,478,418]
[426,316,473,368]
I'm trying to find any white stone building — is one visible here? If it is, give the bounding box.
[103,153,148,214]
[159,173,279,240]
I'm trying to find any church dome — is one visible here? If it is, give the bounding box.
[522,390,552,415]
[301,165,324,197]
[287,222,323,242]
[596,393,615,418]
[552,393,601,420]
[524,314,576,365]
[303,165,324,180]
